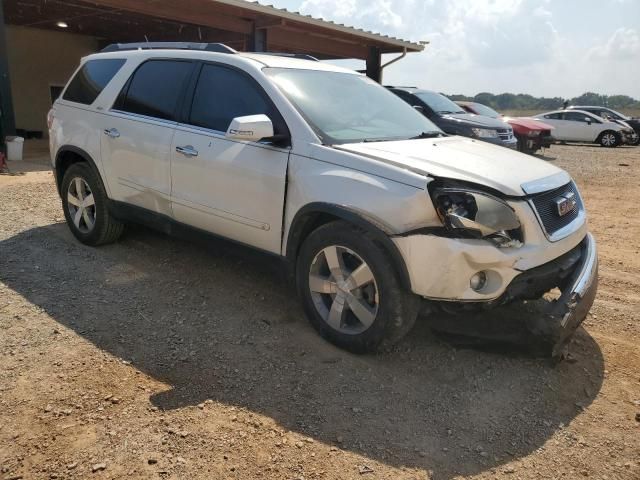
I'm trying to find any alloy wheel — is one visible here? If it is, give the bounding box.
[308,245,379,335]
[601,133,617,147]
[67,177,96,233]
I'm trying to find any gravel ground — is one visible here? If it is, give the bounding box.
[0,144,639,480]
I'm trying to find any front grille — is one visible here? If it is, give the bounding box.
[530,182,583,236]
[497,128,512,140]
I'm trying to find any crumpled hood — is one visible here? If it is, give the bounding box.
[335,136,568,196]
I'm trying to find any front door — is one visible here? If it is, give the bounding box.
[100,59,195,216]
[170,63,290,254]
[563,111,598,142]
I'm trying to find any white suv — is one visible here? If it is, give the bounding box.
[49,43,598,355]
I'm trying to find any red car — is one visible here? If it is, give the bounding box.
[456,101,554,154]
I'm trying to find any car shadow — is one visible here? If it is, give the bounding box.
[0,223,605,479]
[532,151,557,161]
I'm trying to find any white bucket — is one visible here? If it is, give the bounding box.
[6,136,24,161]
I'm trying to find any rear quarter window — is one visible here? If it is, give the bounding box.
[63,59,126,105]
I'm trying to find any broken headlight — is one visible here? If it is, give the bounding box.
[430,188,523,248]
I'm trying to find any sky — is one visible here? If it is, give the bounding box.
[259,0,640,99]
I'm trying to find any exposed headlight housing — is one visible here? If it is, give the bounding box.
[471,128,498,138]
[430,187,523,248]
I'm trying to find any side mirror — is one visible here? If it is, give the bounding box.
[226,114,274,142]
[585,117,592,125]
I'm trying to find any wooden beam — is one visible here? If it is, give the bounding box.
[366,46,382,83]
[267,27,368,60]
[85,0,254,35]
[254,17,285,30]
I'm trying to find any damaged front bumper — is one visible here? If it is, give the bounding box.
[424,233,598,357]
[526,232,598,356]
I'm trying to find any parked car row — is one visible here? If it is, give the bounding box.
[456,101,554,154]
[387,86,637,152]
[386,87,518,150]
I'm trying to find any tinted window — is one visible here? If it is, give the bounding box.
[63,59,125,105]
[565,112,592,122]
[120,60,193,121]
[544,113,562,120]
[189,64,284,134]
[414,91,466,114]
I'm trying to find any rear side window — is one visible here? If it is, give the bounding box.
[565,112,591,122]
[63,59,126,105]
[188,64,286,135]
[544,113,562,120]
[118,60,193,121]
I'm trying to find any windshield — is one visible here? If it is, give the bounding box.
[470,103,501,118]
[415,91,466,114]
[264,68,441,144]
[605,108,629,120]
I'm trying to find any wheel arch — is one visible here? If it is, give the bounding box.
[285,202,412,291]
[54,146,103,196]
[596,129,620,146]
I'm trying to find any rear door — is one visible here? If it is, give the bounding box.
[101,59,195,216]
[170,62,290,254]
[539,113,568,139]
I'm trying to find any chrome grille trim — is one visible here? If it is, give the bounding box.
[528,181,586,242]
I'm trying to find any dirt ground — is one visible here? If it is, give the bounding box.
[0,143,639,480]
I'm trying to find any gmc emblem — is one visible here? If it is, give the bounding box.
[555,192,577,217]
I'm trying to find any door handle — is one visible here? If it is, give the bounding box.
[176,145,198,157]
[103,128,120,139]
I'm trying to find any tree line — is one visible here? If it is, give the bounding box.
[447,92,640,111]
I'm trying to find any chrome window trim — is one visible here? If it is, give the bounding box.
[109,109,179,127]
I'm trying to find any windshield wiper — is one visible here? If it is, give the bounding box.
[410,131,444,139]
[362,136,404,143]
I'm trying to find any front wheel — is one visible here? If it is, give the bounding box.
[598,130,620,148]
[517,137,537,155]
[296,221,420,353]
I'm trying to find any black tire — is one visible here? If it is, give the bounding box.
[517,138,537,155]
[296,220,420,353]
[61,162,124,246]
[598,130,620,148]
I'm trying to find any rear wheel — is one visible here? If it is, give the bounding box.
[296,221,419,353]
[61,163,124,246]
[598,130,620,148]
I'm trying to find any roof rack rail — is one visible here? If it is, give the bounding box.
[249,52,319,62]
[101,42,237,54]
